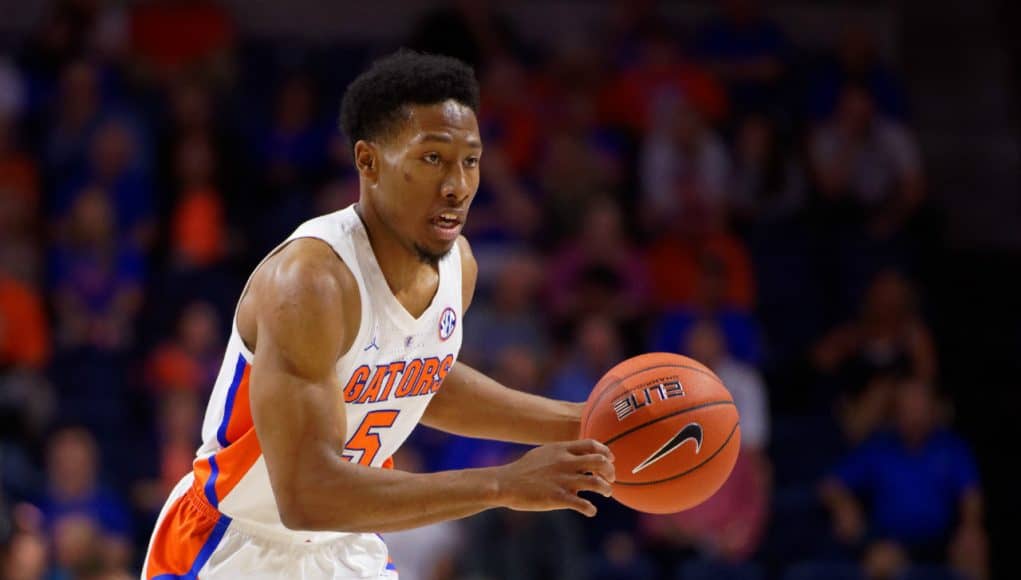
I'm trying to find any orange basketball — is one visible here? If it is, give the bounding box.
[581,352,740,514]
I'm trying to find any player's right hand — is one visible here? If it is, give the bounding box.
[494,439,616,517]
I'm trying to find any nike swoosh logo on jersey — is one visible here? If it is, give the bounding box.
[631,422,704,474]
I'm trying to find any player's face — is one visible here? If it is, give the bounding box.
[372,100,482,263]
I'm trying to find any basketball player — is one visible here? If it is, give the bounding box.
[142,50,616,579]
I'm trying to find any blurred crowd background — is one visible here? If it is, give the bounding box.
[1,1,1019,579]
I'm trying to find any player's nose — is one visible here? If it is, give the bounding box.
[440,164,470,204]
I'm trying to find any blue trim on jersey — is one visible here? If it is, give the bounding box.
[204,455,220,508]
[376,533,398,571]
[152,513,232,580]
[216,354,247,447]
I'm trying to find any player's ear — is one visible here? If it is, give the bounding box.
[354,140,378,182]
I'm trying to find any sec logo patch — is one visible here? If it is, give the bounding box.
[438,307,457,341]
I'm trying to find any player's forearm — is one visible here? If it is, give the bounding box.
[422,362,582,444]
[282,457,504,532]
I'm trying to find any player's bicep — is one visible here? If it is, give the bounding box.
[246,249,351,523]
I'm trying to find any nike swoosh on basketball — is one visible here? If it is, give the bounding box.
[631,422,704,474]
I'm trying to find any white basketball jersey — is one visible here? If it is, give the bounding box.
[190,204,463,544]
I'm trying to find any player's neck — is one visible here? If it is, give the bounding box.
[353,202,436,294]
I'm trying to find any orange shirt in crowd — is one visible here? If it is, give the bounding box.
[645,231,756,311]
[129,0,234,76]
[0,153,40,205]
[599,61,728,131]
[0,274,50,369]
[147,344,203,394]
[171,187,226,267]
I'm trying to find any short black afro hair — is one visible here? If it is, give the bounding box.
[339,49,480,149]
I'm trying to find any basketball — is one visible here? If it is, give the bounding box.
[581,352,741,514]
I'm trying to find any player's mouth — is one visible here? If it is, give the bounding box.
[429,211,464,241]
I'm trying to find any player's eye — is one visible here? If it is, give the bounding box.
[464,156,480,168]
[423,153,441,165]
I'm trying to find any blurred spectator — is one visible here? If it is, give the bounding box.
[601,0,659,68]
[145,300,222,395]
[588,530,657,580]
[729,114,806,229]
[806,24,908,121]
[154,390,202,491]
[128,0,236,86]
[457,508,586,580]
[133,389,202,515]
[696,0,789,113]
[685,319,770,452]
[641,320,771,566]
[813,269,937,441]
[479,56,541,174]
[461,252,548,371]
[808,84,924,241]
[820,380,988,580]
[639,94,731,233]
[2,530,50,580]
[463,149,542,252]
[156,78,244,214]
[648,266,762,364]
[44,60,103,181]
[35,427,133,573]
[436,347,536,471]
[0,57,26,117]
[545,198,649,325]
[645,223,757,316]
[408,0,529,71]
[164,78,216,139]
[315,177,360,217]
[51,189,144,352]
[0,237,54,457]
[533,37,606,111]
[0,264,50,371]
[382,447,462,580]
[16,1,110,101]
[536,91,626,241]
[600,26,728,132]
[549,316,622,403]
[0,110,39,212]
[169,133,227,268]
[251,73,331,233]
[57,117,155,249]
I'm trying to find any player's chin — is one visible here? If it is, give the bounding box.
[414,232,458,264]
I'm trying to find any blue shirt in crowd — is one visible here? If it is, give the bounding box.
[833,428,980,545]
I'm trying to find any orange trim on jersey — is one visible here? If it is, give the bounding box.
[194,427,263,508]
[145,483,230,579]
[381,456,394,470]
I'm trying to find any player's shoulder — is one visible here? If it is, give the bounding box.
[245,238,361,356]
[262,238,358,302]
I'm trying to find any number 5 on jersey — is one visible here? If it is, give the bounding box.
[342,410,400,466]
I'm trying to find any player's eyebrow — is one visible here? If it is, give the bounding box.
[417,132,483,149]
